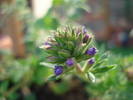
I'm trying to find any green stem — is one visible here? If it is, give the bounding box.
[83,61,91,72]
[73,58,83,74]
[75,63,83,73]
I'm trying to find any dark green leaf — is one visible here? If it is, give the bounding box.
[47,75,57,81]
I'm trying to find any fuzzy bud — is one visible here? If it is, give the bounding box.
[44,42,51,49]
[86,47,97,56]
[66,58,74,67]
[54,66,63,76]
[83,34,89,43]
[88,58,95,64]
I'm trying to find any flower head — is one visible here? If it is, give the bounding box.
[86,47,97,56]
[83,34,89,43]
[88,58,95,64]
[66,58,74,67]
[54,66,63,76]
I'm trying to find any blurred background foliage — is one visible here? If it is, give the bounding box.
[0,0,133,100]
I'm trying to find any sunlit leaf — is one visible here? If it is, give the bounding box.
[88,72,96,83]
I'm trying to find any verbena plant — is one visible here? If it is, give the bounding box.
[40,25,116,82]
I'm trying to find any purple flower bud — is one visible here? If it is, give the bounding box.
[54,66,63,76]
[44,42,50,45]
[44,42,51,49]
[86,47,97,56]
[88,58,95,64]
[82,26,87,34]
[66,58,74,67]
[83,34,89,43]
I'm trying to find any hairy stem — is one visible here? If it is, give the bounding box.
[73,58,83,74]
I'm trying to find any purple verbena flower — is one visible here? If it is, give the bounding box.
[54,66,63,76]
[88,58,95,64]
[86,47,97,56]
[83,34,89,43]
[66,58,74,67]
[82,26,87,34]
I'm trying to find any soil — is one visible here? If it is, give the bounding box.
[18,78,89,100]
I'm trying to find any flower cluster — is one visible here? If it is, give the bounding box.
[41,25,115,82]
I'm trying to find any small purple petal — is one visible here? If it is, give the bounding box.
[44,42,51,49]
[44,42,50,45]
[54,66,63,76]
[66,58,74,67]
[88,58,95,64]
[86,47,97,56]
[83,34,89,43]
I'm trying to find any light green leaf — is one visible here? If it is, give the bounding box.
[88,72,96,83]
[40,62,55,68]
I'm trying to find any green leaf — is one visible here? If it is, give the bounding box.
[58,50,71,58]
[66,41,75,51]
[92,52,109,68]
[92,61,104,68]
[40,62,55,68]
[46,56,60,63]
[47,75,57,81]
[92,65,116,74]
[45,49,58,56]
[100,52,109,60]
[87,72,96,83]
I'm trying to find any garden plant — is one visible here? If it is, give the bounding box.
[40,25,116,82]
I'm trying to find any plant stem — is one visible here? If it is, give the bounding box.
[73,58,83,74]
[75,63,83,73]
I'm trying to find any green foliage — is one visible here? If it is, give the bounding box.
[42,26,92,64]
[32,64,53,84]
[0,0,133,100]
[86,52,133,100]
[35,15,60,30]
